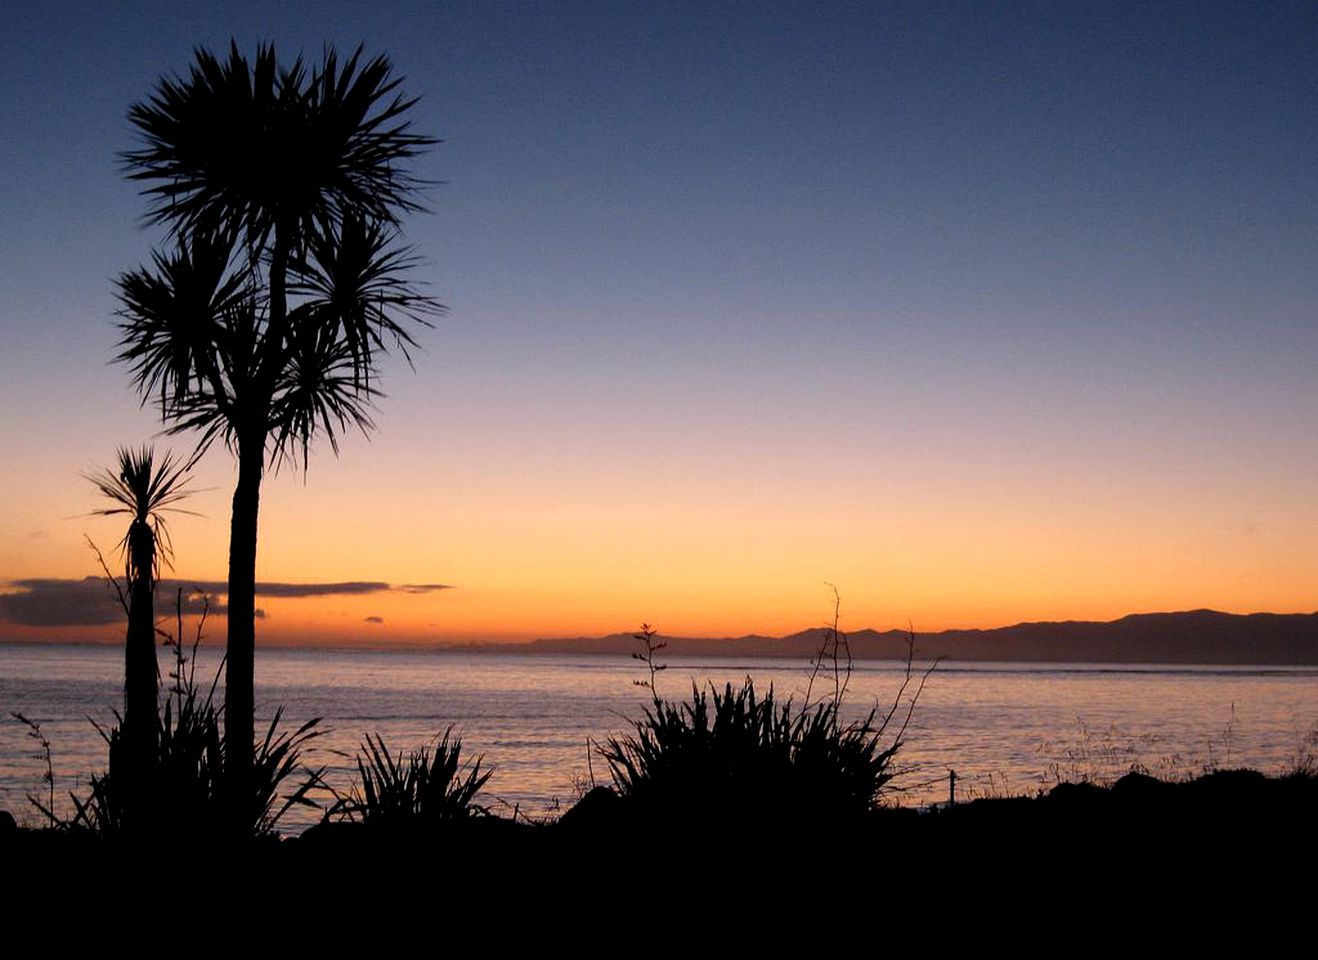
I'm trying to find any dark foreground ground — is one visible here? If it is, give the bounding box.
[4,769,1314,912]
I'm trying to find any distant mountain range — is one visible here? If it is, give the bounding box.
[486,610,1318,665]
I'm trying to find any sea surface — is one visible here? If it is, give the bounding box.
[2,642,1315,833]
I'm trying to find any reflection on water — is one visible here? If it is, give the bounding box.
[2,643,1315,831]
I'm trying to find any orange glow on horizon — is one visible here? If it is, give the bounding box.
[4,393,1316,647]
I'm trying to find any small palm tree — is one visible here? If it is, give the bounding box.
[86,445,193,789]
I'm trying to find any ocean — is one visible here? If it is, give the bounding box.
[2,642,1315,833]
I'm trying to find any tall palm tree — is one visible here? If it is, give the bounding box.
[115,42,438,820]
[86,445,193,790]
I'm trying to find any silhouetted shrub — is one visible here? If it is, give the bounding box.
[335,729,491,825]
[65,702,322,840]
[599,679,901,825]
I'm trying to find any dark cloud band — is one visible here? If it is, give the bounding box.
[176,580,391,598]
[0,578,124,626]
[1,577,450,627]
[0,578,235,626]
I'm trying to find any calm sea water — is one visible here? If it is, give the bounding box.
[2,642,1315,832]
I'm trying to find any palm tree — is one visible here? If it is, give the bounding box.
[86,445,193,795]
[115,42,438,820]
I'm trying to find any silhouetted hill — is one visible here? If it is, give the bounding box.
[511,610,1318,664]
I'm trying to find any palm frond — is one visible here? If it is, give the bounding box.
[119,43,437,474]
[290,212,442,380]
[115,230,248,427]
[261,211,439,472]
[83,446,196,584]
[264,307,377,472]
[123,42,436,245]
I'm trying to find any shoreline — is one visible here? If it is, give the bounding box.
[6,767,1314,857]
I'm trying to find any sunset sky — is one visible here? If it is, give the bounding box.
[1,2,1315,646]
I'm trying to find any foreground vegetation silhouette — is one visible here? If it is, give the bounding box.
[116,41,438,823]
[599,680,900,826]
[585,614,923,832]
[329,730,491,827]
[7,630,1315,889]
[23,594,322,840]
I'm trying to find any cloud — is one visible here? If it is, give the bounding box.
[364,616,384,625]
[0,578,124,626]
[258,581,391,597]
[131,579,443,599]
[171,580,392,598]
[0,578,245,627]
[1,577,448,628]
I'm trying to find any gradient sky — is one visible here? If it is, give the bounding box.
[2,1,1315,645]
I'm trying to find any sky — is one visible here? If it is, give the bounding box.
[1,1,1315,645]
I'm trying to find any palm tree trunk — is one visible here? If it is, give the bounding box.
[225,222,284,832]
[125,576,157,732]
[224,431,264,830]
[124,529,158,828]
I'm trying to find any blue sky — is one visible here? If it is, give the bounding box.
[2,2,1315,640]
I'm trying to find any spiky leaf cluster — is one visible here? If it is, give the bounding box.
[601,680,901,823]
[115,42,439,469]
[84,445,194,585]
